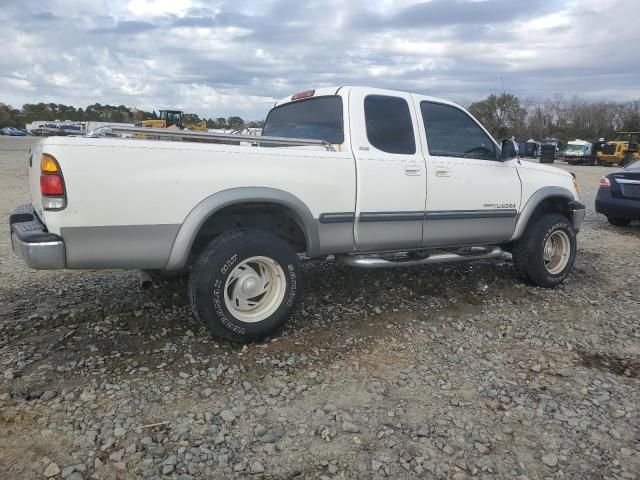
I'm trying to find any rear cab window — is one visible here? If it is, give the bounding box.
[262,96,344,144]
[364,95,416,154]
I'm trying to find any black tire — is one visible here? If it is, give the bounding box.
[607,217,631,227]
[188,229,302,343]
[512,214,577,288]
[511,240,532,283]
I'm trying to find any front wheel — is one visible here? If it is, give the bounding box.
[512,214,577,288]
[188,230,302,343]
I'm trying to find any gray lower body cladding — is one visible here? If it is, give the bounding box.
[422,216,516,247]
[48,210,516,270]
[60,214,514,269]
[317,209,517,253]
[60,224,180,269]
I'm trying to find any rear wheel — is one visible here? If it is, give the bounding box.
[512,214,577,288]
[607,217,631,227]
[188,230,302,343]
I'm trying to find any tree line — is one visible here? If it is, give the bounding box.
[2,95,639,141]
[469,94,640,142]
[0,102,252,130]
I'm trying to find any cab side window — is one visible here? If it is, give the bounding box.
[421,102,497,160]
[365,95,416,154]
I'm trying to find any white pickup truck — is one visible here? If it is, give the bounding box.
[11,86,585,343]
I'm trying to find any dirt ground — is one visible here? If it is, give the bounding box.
[0,136,638,480]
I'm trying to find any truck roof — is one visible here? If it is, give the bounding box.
[273,86,459,109]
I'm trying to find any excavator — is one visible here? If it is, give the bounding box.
[136,110,208,131]
[597,131,640,166]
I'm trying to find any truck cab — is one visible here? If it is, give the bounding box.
[263,87,580,252]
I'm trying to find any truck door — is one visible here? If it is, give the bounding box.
[414,98,521,247]
[350,89,427,251]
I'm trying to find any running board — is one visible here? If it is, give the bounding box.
[335,246,504,269]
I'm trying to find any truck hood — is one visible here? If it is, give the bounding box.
[517,160,572,179]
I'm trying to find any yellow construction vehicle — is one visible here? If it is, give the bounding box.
[597,132,640,166]
[136,110,184,129]
[135,110,207,131]
[185,120,208,132]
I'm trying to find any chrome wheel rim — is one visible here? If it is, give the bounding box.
[543,230,571,275]
[223,256,286,323]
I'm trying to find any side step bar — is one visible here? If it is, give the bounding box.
[335,246,504,269]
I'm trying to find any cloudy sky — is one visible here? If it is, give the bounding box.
[0,0,638,120]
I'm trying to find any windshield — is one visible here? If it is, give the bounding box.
[613,132,639,142]
[262,96,344,144]
[566,144,585,153]
[160,111,182,126]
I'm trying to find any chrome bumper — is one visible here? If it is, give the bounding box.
[571,201,586,232]
[10,204,66,270]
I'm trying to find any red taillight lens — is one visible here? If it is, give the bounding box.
[40,174,64,195]
[599,177,611,188]
[291,89,315,101]
[39,153,66,209]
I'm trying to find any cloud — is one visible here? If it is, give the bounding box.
[354,0,554,29]
[88,20,159,35]
[0,0,637,120]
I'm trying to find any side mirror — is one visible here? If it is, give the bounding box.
[500,139,518,161]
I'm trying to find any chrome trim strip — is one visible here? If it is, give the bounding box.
[318,212,355,224]
[108,126,336,151]
[319,209,519,224]
[426,209,517,220]
[359,211,425,222]
[615,178,640,185]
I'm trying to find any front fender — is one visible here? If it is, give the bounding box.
[509,186,576,241]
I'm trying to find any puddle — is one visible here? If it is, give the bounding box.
[577,350,639,378]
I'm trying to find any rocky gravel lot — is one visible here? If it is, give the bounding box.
[1,136,639,480]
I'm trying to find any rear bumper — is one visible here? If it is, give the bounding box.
[10,204,66,269]
[571,201,586,232]
[595,188,640,220]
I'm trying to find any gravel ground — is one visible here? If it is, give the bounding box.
[1,136,639,480]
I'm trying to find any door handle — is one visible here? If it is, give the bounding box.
[435,167,451,177]
[404,165,422,176]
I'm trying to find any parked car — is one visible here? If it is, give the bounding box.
[10,86,585,343]
[1,127,27,136]
[596,160,640,226]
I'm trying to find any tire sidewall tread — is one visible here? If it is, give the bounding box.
[188,230,301,343]
[513,214,576,288]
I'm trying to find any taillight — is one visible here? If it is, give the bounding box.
[291,90,315,101]
[40,175,64,195]
[40,153,67,210]
[599,177,611,188]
